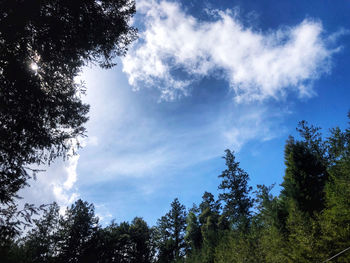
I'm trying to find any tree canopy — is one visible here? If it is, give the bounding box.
[0,0,137,205]
[0,0,137,240]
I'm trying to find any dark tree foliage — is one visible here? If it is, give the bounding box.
[281,123,329,217]
[198,192,220,220]
[22,202,60,263]
[98,221,134,263]
[218,149,253,227]
[0,0,137,205]
[296,121,327,159]
[56,199,100,263]
[129,217,154,263]
[327,113,350,162]
[1,202,155,263]
[0,202,48,251]
[96,219,154,263]
[155,198,187,263]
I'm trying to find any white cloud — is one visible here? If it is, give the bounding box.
[62,155,79,190]
[123,0,340,101]
[18,64,291,224]
[220,107,287,151]
[18,156,80,212]
[95,204,113,224]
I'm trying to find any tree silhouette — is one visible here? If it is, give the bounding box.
[0,0,137,234]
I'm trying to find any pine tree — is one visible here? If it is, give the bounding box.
[57,200,99,263]
[218,149,253,229]
[281,136,328,217]
[319,119,350,262]
[156,198,187,263]
[129,217,154,263]
[185,212,202,252]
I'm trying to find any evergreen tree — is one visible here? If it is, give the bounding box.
[22,203,60,263]
[198,192,220,218]
[281,134,328,217]
[97,221,133,263]
[129,217,154,263]
[3,114,350,263]
[56,199,99,263]
[200,214,219,263]
[285,202,322,263]
[156,198,187,263]
[185,212,202,252]
[254,185,289,262]
[0,0,137,243]
[196,192,221,263]
[319,119,350,262]
[218,149,253,228]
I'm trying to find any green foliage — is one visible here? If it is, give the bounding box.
[285,202,322,263]
[3,114,350,263]
[199,192,221,217]
[255,184,283,228]
[259,224,288,263]
[215,231,260,263]
[218,149,253,229]
[200,212,219,263]
[97,221,134,263]
[185,212,202,252]
[281,135,328,217]
[130,217,155,263]
[319,157,350,262]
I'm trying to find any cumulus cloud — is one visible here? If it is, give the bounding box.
[122,0,340,101]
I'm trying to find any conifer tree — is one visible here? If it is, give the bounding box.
[57,199,99,263]
[281,138,328,216]
[218,149,253,228]
[22,203,60,263]
[156,198,187,263]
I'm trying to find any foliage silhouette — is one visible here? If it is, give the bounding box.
[0,0,137,204]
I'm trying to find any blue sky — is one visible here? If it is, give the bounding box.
[21,0,350,225]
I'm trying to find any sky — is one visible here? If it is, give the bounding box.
[20,0,350,225]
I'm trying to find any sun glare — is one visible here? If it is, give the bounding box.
[30,62,39,71]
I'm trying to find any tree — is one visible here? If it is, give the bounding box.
[129,217,154,263]
[218,149,253,228]
[198,192,220,220]
[185,211,202,252]
[155,198,187,263]
[22,202,60,263]
[285,202,322,263]
[56,199,99,263]
[0,0,137,205]
[95,221,133,263]
[318,117,350,262]
[196,192,221,263]
[319,159,350,262]
[280,124,328,217]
